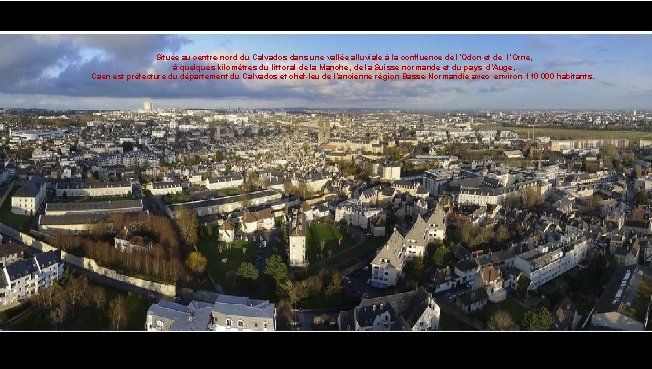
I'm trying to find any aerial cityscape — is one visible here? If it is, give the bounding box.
[0,33,650,331]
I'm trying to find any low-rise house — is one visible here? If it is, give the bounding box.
[114,229,153,253]
[338,287,440,331]
[218,221,235,243]
[334,199,384,230]
[0,242,26,268]
[456,289,489,313]
[552,297,581,331]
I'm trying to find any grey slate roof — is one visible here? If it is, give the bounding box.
[46,199,142,213]
[14,175,44,197]
[213,294,275,319]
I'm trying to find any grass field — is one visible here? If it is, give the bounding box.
[0,185,31,230]
[481,124,652,140]
[306,222,353,264]
[475,298,528,329]
[196,227,258,295]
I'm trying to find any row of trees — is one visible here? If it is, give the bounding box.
[54,213,186,283]
[31,274,127,330]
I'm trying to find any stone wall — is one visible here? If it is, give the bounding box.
[0,223,176,296]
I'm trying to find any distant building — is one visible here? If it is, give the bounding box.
[11,175,46,215]
[144,100,153,112]
[55,181,132,198]
[205,173,244,191]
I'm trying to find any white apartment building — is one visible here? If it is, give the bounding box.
[513,238,589,290]
[11,175,46,215]
[146,294,276,332]
[147,181,184,196]
[334,199,384,230]
[0,250,64,306]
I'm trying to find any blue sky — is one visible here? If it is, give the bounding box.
[0,33,650,110]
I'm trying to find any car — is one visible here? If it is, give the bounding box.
[466,282,473,288]
[363,266,369,272]
[362,293,370,299]
[448,295,456,301]
[366,279,371,285]
[343,276,351,284]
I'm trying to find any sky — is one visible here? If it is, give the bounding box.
[0,33,650,110]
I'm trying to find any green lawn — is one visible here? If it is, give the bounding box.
[0,185,31,230]
[306,222,354,264]
[196,227,258,295]
[7,281,149,331]
[325,236,387,267]
[475,298,528,328]
[439,310,475,331]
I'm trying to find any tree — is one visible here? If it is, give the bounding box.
[521,307,555,331]
[175,208,199,247]
[50,287,68,330]
[319,239,326,259]
[185,251,208,274]
[91,286,107,323]
[495,225,511,243]
[635,191,649,206]
[265,254,288,282]
[324,270,343,304]
[433,245,453,267]
[523,187,543,209]
[635,164,643,179]
[215,150,224,162]
[237,262,259,280]
[504,194,522,210]
[109,295,127,330]
[517,274,530,295]
[487,310,519,331]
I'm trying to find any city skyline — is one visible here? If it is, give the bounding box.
[0,33,650,110]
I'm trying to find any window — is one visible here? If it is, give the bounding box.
[237,320,244,328]
[263,322,268,330]
[225,319,232,327]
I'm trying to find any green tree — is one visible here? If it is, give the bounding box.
[237,262,259,280]
[521,307,555,331]
[517,274,530,295]
[495,225,511,243]
[215,150,224,161]
[433,245,453,267]
[635,191,649,206]
[487,310,519,331]
[185,251,208,274]
[265,254,288,282]
[324,270,343,304]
